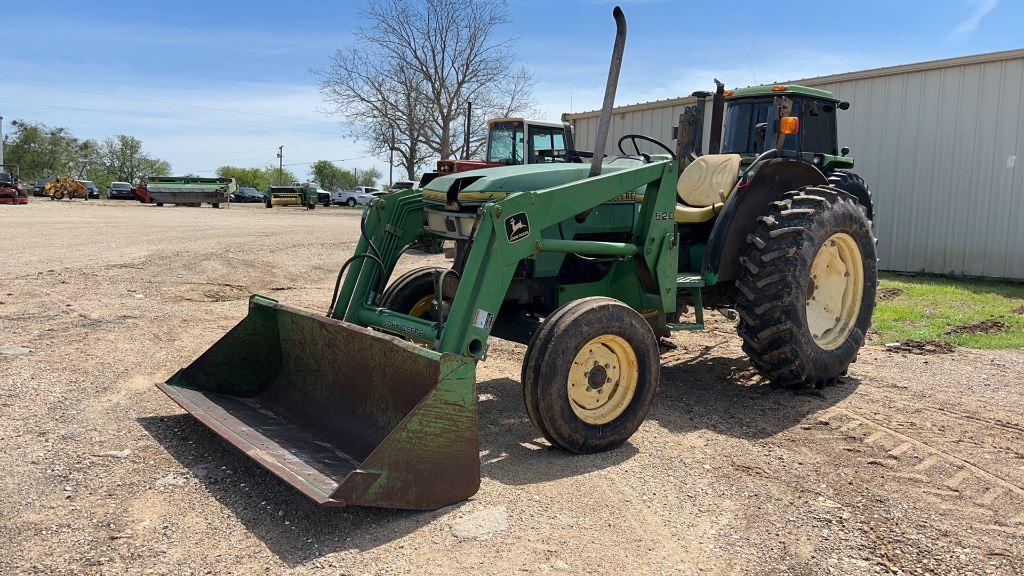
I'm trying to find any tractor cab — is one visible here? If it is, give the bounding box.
[721,84,852,171]
[485,118,573,165]
[420,118,576,187]
[677,83,853,171]
[668,83,860,225]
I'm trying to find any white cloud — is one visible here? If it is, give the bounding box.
[949,0,999,41]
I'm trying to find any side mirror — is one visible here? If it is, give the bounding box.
[754,122,767,147]
[841,146,850,156]
[838,101,850,110]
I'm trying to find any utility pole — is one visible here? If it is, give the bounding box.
[389,126,395,187]
[463,101,472,160]
[0,116,5,165]
[276,146,283,185]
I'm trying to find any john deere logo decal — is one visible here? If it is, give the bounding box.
[505,212,530,243]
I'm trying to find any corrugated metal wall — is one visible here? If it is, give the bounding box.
[567,51,1024,279]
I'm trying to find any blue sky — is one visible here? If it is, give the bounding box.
[3,0,1019,181]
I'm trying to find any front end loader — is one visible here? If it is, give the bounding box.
[45,176,89,201]
[161,5,876,510]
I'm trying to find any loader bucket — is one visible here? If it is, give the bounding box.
[157,295,480,509]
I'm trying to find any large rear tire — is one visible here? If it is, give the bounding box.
[521,297,660,453]
[828,169,873,221]
[735,186,876,387]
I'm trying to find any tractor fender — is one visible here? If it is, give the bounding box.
[702,158,827,284]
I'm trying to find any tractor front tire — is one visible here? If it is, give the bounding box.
[735,186,876,387]
[521,297,660,454]
[380,266,449,321]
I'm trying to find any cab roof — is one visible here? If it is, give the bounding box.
[725,84,839,101]
[487,117,565,129]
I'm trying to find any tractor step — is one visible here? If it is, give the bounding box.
[671,274,705,331]
[676,274,705,287]
[666,321,704,331]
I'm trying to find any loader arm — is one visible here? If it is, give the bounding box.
[331,159,680,360]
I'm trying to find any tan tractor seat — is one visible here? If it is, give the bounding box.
[674,202,723,223]
[675,154,741,223]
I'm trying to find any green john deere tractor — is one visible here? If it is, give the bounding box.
[158,6,875,509]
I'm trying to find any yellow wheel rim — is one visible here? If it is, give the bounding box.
[408,294,434,318]
[567,335,638,425]
[806,233,864,350]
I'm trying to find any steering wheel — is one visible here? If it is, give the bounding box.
[616,134,676,162]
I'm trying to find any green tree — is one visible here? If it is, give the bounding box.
[96,135,170,184]
[2,120,97,181]
[309,160,360,190]
[353,166,382,188]
[216,165,269,189]
[310,160,346,190]
[264,163,296,186]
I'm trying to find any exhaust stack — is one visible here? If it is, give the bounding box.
[589,6,627,178]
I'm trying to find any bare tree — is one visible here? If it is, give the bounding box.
[318,0,536,178]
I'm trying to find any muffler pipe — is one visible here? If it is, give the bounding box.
[707,79,725,154]
[588,6,627,178]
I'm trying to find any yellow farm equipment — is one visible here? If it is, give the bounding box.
[45,177,89,200]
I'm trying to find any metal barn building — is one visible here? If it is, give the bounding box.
[565,49,1024,280]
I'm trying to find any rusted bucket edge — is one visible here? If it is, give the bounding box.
[156,381,339,504]
[248,295,442,362]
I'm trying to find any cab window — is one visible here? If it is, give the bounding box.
[723,97,801,153]
[487,122,525,164]
[527,125,568,163]
[801,100,838,155]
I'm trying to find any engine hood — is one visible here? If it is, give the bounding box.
[421,159,645,204]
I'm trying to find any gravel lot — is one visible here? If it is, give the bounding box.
[1,200,1022,575]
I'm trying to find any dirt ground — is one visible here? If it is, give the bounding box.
[2,200,1022,575]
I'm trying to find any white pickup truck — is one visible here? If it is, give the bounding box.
[331,186,384,207]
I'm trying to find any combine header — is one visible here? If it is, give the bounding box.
[135,176,235,207]
[160,6,876,510]
[264,184,317,209]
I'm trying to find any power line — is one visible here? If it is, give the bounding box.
[282,156,368,167]
[1,79,335,125]
[194,136,346,160]
[182,156,370,175]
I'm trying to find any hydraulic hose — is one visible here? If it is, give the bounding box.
[326,205,387,317]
